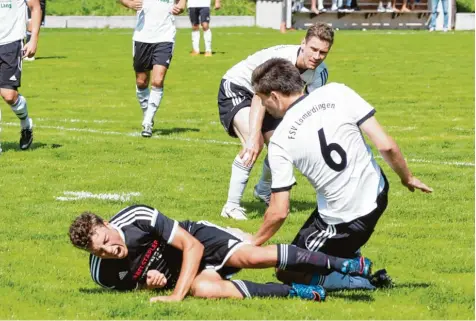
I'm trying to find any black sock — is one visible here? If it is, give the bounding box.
[231,280,292,298]
[276,244,346,274]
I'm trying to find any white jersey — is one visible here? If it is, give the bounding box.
[223,45,328,94]
[187,0,211,8]
[268,83,385,225]
[0,0,27,45]
[133,0,176,44]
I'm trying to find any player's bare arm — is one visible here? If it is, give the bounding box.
[214,0,221,10]
[24,0,41,58]
[360,116,433,193]
[252,191,291,246]
[150,227,204,302]
[119,0,143,11]
[239,95,266,167]
[171,0,186,15]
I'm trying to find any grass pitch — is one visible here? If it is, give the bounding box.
[0,28,474,319]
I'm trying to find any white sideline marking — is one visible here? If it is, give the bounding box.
[35,118,218,125]
[56,191,140,202]
[3,122,473,167]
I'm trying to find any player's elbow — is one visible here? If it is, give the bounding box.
[377,136,398,154]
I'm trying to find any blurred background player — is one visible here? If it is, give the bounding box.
[188,0,221,57]
[120,0,185,138]
[0,0,41,152]
[218,23,332,220]
[24,0,46,61]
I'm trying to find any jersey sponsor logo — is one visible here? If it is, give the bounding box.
[0,0,12,9]
[133,239,160,281]
[118,271,128,280]
[287,102,335,140]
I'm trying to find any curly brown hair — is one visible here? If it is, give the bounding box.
[305,22,334,47]
[68,212,105,250]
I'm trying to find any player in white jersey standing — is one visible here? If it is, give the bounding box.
[120,0,186,137]
[248,58,432,284]
[0,0,41,153]
[218,23,332,220]
[188,0,220,57]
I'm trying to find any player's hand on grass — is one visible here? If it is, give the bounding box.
[171,3,185,15]
[402,176,433,193]
[150,294,183,303]
[22,41,37,58]
[128,0,143,11]
[146,270,167,289]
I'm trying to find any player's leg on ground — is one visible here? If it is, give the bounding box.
[254,130,274,205]
[191,24,200,54]
[221,107,260,220]
[202,21,212,56]
[142,65,166,136]
[190,269,325,301]
[225,244,371,277]
[1,88,33,150]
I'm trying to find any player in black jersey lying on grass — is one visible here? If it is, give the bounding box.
[69,204,377,303]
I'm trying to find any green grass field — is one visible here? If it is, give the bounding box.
[0,28,474,319]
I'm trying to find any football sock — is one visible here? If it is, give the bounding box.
[192,30,200,52]
[232,280,291,298]
[225,154,253,208]
[255,155,272,195]
[204,29,212,53]
[143,86,163,126]
[276,244,346,274]
[311,272,376,290]
[136,86,150,117]
[10,95,31,129]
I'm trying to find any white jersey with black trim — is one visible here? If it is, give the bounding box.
[223,45,328,94]
[133,0,176,44]
[0,0,27,45]
[187,0,211,8]
[268,83,385,225]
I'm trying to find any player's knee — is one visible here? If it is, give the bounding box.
[151,78,164,88]
[1,90,18,105]
[192,25,200,31]
[202,24,209,31]
[136,78,148,89]
[190,281,216,298]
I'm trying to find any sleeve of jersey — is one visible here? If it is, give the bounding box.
[268,142,296,192]
[338,84,376,126]
[89,255,138,291]
[151,210,179,245]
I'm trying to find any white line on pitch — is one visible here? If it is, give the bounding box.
[3,122,473,167]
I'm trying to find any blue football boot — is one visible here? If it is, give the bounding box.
[289,283,326,302]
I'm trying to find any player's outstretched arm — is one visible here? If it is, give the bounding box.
[252,191,291,246]
[360,116,433,193]
[24,0,41,58]
[150,227,204,302]
[240,95,267,167]
[119,0,142,11]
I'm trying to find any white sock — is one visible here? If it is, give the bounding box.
[318,0,324,9]
[143,86,163,126]
[136,86,150,117]
[204,29,212,53]
[10,95,31,129]
[192,30,200,53]
[256,155,272,195]
[226,154,253,208]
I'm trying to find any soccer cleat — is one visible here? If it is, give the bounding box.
[204,51,213,57]
[341,256,372,278]
[429,27,435,32]
[141,123,153,138]
[330,4,338,10]
[443,27,448,32]
[220,205,247,220]
[289,283,326,302]
[190,50,200,56]
[370,269,394,288]
[253,185,270,206]
[20,120,33,150]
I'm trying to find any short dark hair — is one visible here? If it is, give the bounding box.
[68,212,105,250]
[252,58,303,96]
[305,22,334,47]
